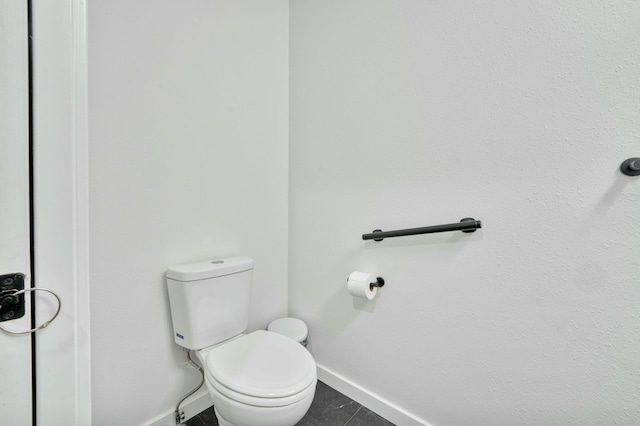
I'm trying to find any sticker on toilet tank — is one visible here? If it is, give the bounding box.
[176,333,184,340]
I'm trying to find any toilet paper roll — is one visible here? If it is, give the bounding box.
[347,271,377,300]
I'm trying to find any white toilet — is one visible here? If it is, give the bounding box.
[166,256,317,426]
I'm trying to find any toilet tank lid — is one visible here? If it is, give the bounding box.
[166,256,254,281]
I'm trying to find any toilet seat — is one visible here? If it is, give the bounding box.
[205,330,317,407]
[206,371,316,408]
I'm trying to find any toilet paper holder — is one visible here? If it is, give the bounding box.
[347,276,385,288]
[371,277,385,288]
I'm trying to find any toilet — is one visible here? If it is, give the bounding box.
[166,256,317,426]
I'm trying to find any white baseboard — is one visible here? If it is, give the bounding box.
[316,364,432,426]
[144,387,212,426]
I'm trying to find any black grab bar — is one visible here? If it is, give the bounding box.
[362,218,482,241]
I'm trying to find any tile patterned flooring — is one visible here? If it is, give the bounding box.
[184,381,395,426]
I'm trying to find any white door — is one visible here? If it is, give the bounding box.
[0,0,33,424]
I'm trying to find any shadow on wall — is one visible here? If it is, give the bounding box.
[584,170,634,225]
[321,280,371,335]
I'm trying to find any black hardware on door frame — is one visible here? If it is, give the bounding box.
[0,273,27,323]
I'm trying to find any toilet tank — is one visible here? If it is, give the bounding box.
[166,256,253,350]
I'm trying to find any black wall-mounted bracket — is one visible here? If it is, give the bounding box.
[620,158,640,176]
[371,277,385,288]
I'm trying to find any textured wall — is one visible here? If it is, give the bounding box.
[88,1,288,424]
[290,1,640,424]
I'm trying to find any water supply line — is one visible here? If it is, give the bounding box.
[175,349,205,425]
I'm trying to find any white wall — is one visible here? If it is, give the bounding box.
[88,1,288,424]
[33,0,91,424]
[290,1,640,425]
[86,1,640,424]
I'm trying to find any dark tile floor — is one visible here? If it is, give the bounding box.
[184,381,395,426]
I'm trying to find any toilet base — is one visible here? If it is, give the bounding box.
[207,379,316,426]
[214,401,312,426]
[214,407,233,426]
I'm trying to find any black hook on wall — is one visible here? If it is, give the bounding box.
[620,158,640,176]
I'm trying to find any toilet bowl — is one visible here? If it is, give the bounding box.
[166,257,317,426]
[196,330,316,426]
